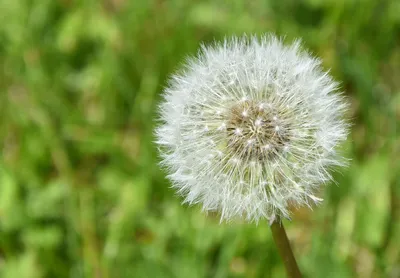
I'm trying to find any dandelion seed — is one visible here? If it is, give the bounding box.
[255,118,262,126]
[156,34,348,222]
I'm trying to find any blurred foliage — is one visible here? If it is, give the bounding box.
[0,0,399,277]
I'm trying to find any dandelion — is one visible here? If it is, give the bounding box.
[156,34,348,223]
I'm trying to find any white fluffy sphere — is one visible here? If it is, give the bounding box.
[156,35,348,222]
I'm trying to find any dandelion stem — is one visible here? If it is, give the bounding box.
[270,217,302,278]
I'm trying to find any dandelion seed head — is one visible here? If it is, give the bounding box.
[156,34,349,222]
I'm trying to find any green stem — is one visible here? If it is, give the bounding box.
[270,217,302,278]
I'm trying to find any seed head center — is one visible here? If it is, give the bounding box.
[226,100,289,160]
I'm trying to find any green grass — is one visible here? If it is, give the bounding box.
[0,0,399,277]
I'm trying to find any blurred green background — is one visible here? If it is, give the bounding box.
[0,0,399,277]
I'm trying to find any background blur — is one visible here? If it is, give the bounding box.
[0,1,399,277]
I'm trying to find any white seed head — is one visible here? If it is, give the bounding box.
[156,34,349,222]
